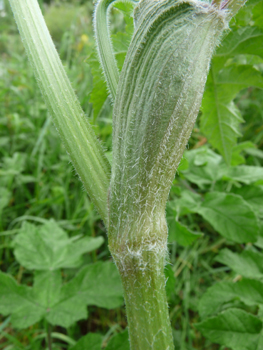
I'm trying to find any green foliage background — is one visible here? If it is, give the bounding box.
[0,0,263,349]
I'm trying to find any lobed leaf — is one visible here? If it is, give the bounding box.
[0,272,44,329]
[0,262,123,329]
[13,221,104,271]
[200,63,263,164]
[47,262,123,327]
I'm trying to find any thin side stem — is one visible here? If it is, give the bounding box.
[46,322,52,350]
[94,0,137,100]
[9,0,111,224]
[94,0,119,101]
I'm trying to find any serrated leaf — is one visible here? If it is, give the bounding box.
[199,279,263,319]
[47,262,123,327]
[215,27,263,59]
[197,192,259,243]
[0,262,123,329]
[70,333,102,350]
[215,249,263,278]
[0,272,44,329]
[14,221,104,270]
[105,330,129,350]
[201,64,263,164]
[196,308,262,350]
[168,221,202,247]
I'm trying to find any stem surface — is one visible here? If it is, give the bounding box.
[120,252,174,349]
[94,0,120,100]
[9,0,111,224]
[110,222,174,350]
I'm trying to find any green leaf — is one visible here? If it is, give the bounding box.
[168,221,202,247]
[253,2,263,29]
[201,63,263,164]
[167,189,202,218]
[215,27,263,59]
[90,4,133,118]
[47,262,123,327]
[233,0,263,26]
[105,330,129,350]
[33,271,62,310]
[231,141,257,165]
[181,147,225,188]
[0,261,123,329]
[88,51,108,119]
[215,249,263,278]
[199,279,263,319]
[223,166,263,184]
[196,308,263,350]
[14,221,104,270]
[70,333,102,350]
[165,265,176,299]
[0,272,44,329]
[255,223,263,249]
[0,187,11,213]
[231,186,263,216]
[197,192,259,243]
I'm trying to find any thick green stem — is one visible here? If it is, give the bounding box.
[9,0,111,224]
[110,223,174,350]
[122,255,173,349]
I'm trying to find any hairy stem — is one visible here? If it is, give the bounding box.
[9,0,111,224]
[109,221,174,349]
[94,0,119,100]
[94,0,137,100]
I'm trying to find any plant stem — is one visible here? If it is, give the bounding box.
[8,0,111,224]
[121,255,174,349]
[94,0,120,101]
[94,0,137,100]
[46,323,52,350]
[109,220,174,350]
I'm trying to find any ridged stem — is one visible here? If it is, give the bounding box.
[121,255,174,349]
[109,219,174,350]
[9,0,111,224]
[221,0,247,14]
[94,0,119,100]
